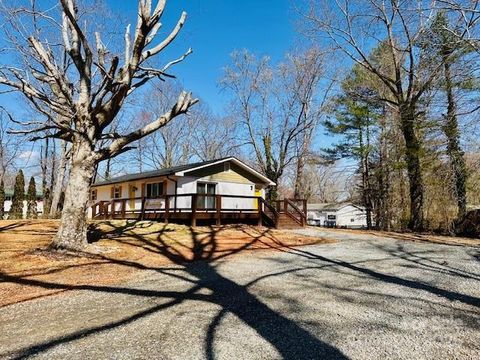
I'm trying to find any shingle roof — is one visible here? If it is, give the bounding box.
[93,158,230,186]
[91,157,277,187]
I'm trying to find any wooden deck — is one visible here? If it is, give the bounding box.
[90,194,307,228]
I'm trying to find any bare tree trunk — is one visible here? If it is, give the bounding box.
[51,142,95,250]
[400,104,424,231]
[443,56,467,218]
[49,140,68,218]
[294,155,305,199]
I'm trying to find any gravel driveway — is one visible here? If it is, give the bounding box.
[1,231,479,359]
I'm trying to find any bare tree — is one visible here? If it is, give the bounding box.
[0,0,198,250]
[0,108,21,179]
[129,82,197,170]
[190,105,240,161]
[304,0,475,231]
[221,48,325,200]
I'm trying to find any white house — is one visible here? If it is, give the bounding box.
[2,190,44,219]
[307,203,368,228]
[88,157,276,225]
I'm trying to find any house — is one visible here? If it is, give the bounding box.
[2,190,44,219]
[89,157,293,226]
[307,203,368,228]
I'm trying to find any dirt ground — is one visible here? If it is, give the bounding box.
[0,220,330,307]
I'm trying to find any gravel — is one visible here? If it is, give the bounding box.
[1,232,479,359]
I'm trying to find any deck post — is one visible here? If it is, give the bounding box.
[102,201,107,220]
[191,194,197,227]
[216,195,221,226]
[165,195,170,224]
[121,199,126,219]
[257,197,263,227]
[140,197,146,220]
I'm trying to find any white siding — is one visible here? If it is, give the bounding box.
[3,200,44,219]
[336,205,367,228]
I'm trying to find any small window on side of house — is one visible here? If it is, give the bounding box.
[90,189,97,201]
[224,162,230,172]
[351,218,355,222]
[112,186,122,199]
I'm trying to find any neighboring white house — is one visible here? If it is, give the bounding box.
[88,157,275,220]
[3,190,44,219]
[307,203,368,228]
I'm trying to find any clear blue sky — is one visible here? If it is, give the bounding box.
[108,0,299,113]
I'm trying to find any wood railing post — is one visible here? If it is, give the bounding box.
[140,197,146,220]
[191,194,197,227]
[121,199,126,219]
[283,199,288,214]
[102,201,107,220]
[216,195,221,226]
[111,200,116,219]
[165,195,170,224]
[257,197,263,227]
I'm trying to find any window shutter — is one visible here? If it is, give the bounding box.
[141,183,145,198]
[110,187,114,198]
[118,186,122,198]
[163,180,167,195]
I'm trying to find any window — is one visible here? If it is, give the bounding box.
[111,186,122,199]
[146,182,164,198]
[197,182,216,209]
[351,218,355,222]
[327,215,336,220]
[90,189,97,201]
[224,162,230,172]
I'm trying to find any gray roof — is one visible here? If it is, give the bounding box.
[92,156,278,187]
[93,158,227,186]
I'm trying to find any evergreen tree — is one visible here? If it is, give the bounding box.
[8,170,25,219]
[0,178,4,219]
[422,12,474,219]
[26,177,38,219]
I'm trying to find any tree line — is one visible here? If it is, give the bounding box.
[0,0,480,250]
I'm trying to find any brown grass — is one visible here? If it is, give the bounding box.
[0,220,331,307]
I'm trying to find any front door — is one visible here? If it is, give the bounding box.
[197,182,216,209]
[129,184,136,210]
[255,187,262,209]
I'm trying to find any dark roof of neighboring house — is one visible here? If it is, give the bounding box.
[93,157,275,187]
[307,202,364,212]
[4,190,44,197]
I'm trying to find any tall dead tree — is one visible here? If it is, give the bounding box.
[305,0,473,231]
[0,0,197,250]
[222,49,325,200]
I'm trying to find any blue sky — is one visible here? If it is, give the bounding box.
[0,0,348,178]
[108,0,300,113]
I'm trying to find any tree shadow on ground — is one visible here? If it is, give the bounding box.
[3,224,348,360]
[3,224,480,359]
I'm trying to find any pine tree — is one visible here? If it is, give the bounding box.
[0,178,5,219]
[8,170,25,219]
[26,177,38,219]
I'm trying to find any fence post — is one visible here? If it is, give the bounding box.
[165,195,170,224]
[215,195,222,226]
[191,194,197,227]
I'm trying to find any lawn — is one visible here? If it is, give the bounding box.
[0,220,330,307]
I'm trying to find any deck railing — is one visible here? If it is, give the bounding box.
[90,194,306,228]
